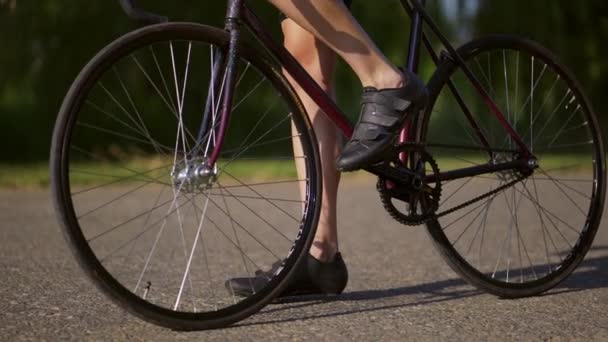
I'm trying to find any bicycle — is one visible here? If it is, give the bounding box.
[50,0,606,330]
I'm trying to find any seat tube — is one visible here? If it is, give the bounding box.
[399,0,426,161]
[207,0,244,166]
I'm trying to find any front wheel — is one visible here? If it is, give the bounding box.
[417,35,606,298]
[51,22,322,330]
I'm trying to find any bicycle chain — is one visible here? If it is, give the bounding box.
[430,174,526,222]
[377,143,528,226]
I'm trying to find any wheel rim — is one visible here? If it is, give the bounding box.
[420,40,604,288]
[54,26,319,318]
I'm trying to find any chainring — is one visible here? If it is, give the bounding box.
[377,145,442,226]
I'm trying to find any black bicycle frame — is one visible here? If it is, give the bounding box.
[119,0,536,185]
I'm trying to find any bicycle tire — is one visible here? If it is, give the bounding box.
[50,22,322,330]
[416,35,606,298]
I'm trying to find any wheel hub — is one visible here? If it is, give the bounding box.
[172,159,217,193]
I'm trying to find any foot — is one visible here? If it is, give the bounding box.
[336,69,428,172]
[225,253,348,298]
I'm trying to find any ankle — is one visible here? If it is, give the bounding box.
[309,240,338,262]
[366,66,405,90]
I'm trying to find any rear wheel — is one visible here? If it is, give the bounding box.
[417,35,605,297]
[51,23,321,330]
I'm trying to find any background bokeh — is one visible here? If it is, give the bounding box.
[0,0,606,162]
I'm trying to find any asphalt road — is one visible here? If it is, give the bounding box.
[1,179,608,341]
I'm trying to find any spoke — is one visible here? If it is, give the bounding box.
[84,100,157,147]
[220,169,301,222]
[70,147,173,195]
[132,52,197,144]
[492,187,518,279]
[537,168,587,216]
[208,191,303,203]
[219,134,300,159]
[185,193,269,276]
[514,51,520,133]
[528,178,564,270]
[542,105,582,150]
[174,195,209,311]
[451,199,489,246]
[232,76,266,112]
[520,88,570,145]
[531,176,592,184]
[508,74,561,145]
[464,194,495,256]
[87,194,185,243]
[204,48,228,158]
[503,50,511,135]
[170,41,192,161]
[149,45,178,113]
[541,163,588,173]
[75,121,174,154]
[217,185,255,296]
[515,61,548,121]
[200,190,283,260]
[507,182,539,280]
[235,62,251,90]
[510,184,579,241]
[535,171,591,200]
[559,121,589,136]
[97,82,147,135]
[217,113,294,173]
[77,172,168,219]
[442,196,495,231]
[99,186,167,263]
[217,179,307,189]
[236,98,279,150]
[172,184,198,311]
[112,67,166,157]
[440,177,476,207]
[536,140,593,153]
[134,180,189,293]
[69,167,171,186]
[473,55,497,97]
[216,181,293,241]
[182,192,218,311]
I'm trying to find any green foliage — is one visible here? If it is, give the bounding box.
[473,0,608,134]
[0,0,605,162]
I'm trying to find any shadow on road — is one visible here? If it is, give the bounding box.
[237,245,608,327]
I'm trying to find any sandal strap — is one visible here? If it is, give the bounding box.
[352,91,413,141]
[361,91,412,112]
[352,123,384,141]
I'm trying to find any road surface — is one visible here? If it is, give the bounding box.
[1,179,607,341]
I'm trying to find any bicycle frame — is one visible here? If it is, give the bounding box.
[120,0,536,185]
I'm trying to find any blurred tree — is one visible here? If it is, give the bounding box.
[473,0,608,134]
[0,0,604,161]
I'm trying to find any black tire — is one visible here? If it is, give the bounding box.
[416,35,606,298]
[50,22,322,330]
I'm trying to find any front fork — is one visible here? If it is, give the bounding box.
[202,0,245,167]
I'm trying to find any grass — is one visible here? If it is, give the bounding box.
[0,158,300,190]
[0,154,595,190]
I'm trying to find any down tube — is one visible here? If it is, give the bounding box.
[241,5,354,138]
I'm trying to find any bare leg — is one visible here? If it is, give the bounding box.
[284,19,341,262]
[268,0,406,89]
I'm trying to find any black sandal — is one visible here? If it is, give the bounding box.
[225,253,348,298]
[336,69,428,172]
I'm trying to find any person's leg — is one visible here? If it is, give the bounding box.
[283,19,341,263]
[224,19,349,298]
[268,0,428,172]
[267,0,404,89]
